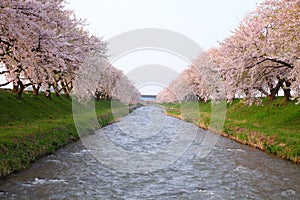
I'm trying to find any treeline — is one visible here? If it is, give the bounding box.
[157,0,299,105]
[0,0,140,103]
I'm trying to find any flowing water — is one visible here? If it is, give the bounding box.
[0,106,299,199]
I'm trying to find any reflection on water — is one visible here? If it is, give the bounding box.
[0,106,299,199]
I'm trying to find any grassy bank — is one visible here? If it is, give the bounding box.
[162,98,300,163]
[0,89,129,178]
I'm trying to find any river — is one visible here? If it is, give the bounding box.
[0,106,299,199]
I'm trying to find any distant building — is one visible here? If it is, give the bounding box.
[140,95,156,103]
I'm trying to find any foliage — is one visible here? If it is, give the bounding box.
[157,0,300,105]
[0,0,140,103]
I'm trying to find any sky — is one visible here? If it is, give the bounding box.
[65,0,264,95]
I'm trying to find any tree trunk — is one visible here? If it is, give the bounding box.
[267,91,276,102]
[63,81,72,98]
[95,90,101,100]
[268,79,283,102]
[16,86,24,99]
[244,88,251,101]
[61,85,70,98]
[53,84,60,97]
[65,80,73,98]
[33,88,39,96]
[32,84,40,96]
[12,79,25,99]
[44,90,51,99]
[53,85,60,97]
[13,84,18,93]
[283,81,291,103]
[44,84,51,99]
[64,90,70,98]
[55,90,60,97]
[283,88,291,103]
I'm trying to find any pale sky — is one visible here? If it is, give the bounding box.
[65,0,263,50]
[65,0,264,95]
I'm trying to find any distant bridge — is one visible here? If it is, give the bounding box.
[140,95,156,103]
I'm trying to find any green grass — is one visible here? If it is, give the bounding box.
[162,97,300,163]
[0,89,130,178]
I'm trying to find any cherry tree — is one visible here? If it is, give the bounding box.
[216,0,299,104]
[156,88,177,103]
[0,0,104,98]
[156,69,196,103]
[95,64,123,100]
[156,0,299,105]
[74,47,140,104]
[157,51,224,104]
[112,75,141,105]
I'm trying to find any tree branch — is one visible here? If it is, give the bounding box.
[0,81,10,87]
[0,70,9,75]
[246,57,294,69]
[258,87,269,96]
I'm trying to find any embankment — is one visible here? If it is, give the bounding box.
[162,98,300,163]
[0,89,131,178]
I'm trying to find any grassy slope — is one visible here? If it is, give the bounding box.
[163,97,300,163]
[0,89,127,178]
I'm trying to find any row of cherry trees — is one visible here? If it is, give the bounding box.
[0,0,140,104]
[157,0,299,105]
[73,53,141,104]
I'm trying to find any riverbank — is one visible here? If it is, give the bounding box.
[162,98,300,163]
[0,89,132,178]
